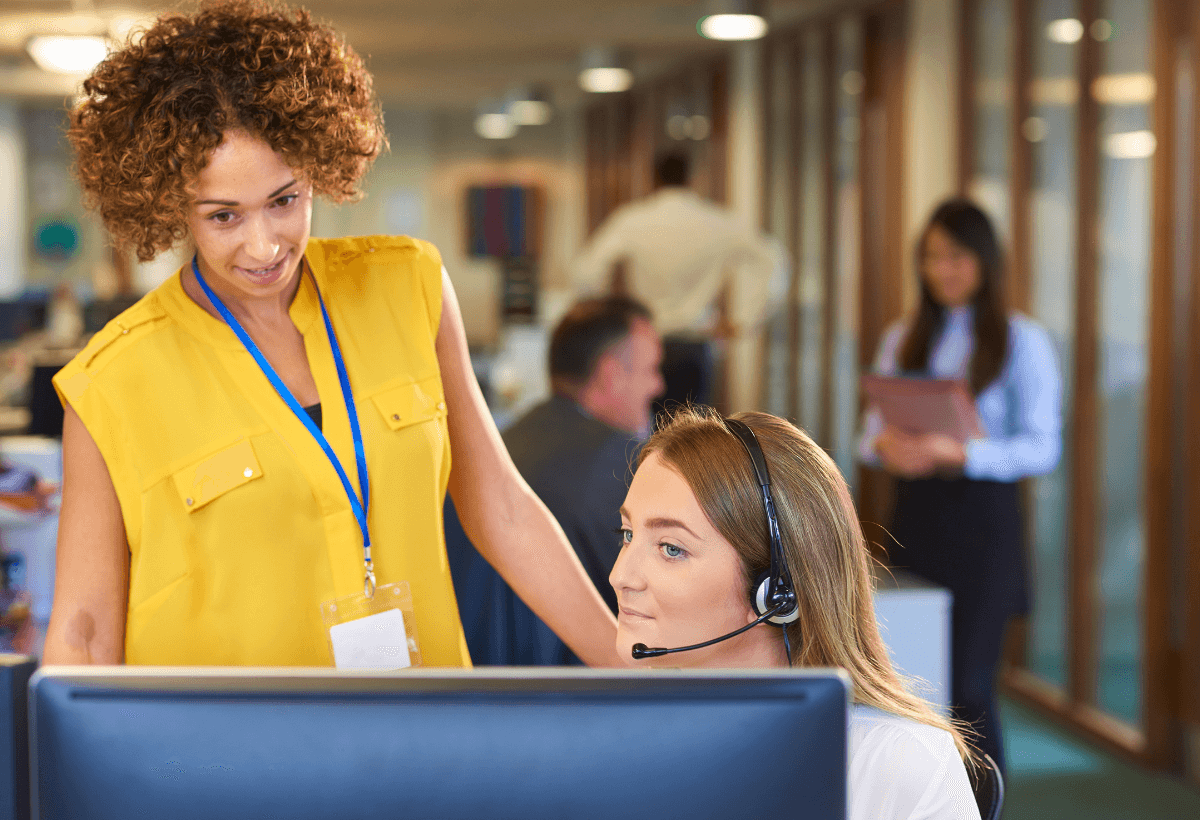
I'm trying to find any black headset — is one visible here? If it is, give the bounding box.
[630,417,800,660]
[724,417,801,627]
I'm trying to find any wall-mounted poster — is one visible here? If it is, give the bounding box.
[465,185,544,324]
[465,185,543,259]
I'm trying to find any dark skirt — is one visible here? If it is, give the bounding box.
[889,476,1029,617]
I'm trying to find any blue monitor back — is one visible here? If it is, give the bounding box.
[30,667,849,820]
[0,655,35,820]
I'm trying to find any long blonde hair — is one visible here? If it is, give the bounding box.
[640,407,978,766]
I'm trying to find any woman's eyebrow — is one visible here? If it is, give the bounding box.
[618,507,703,541]
[196,179,298,207]
[643,517,702,540]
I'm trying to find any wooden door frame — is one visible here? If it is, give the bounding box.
[757,31,806,417]
[856,2,908,540]
[1184,0,1200,781]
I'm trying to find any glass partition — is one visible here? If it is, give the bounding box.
[830,18,864,488]
[1093,0,1152,727]
[1025,0,1081,690]
[762,40,796,417]
[798,28,828,441]
[969,0,1015,243]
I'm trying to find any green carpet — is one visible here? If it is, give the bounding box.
[1000,698,1200,819]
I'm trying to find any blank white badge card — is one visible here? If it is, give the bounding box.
[328,608,413,669]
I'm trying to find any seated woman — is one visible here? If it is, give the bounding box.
[612,407,981,820]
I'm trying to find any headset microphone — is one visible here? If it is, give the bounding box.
[631,600,792,660]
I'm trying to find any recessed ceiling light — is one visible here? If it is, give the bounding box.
[506,86,554,125]
[1046,18,1084,44]
[699,14,768,41]
[579,47,633,94]
[475,112,518,140]
[579,68,633,94]
[27,34,110,75]
[698,1,768,41]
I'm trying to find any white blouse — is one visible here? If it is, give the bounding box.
[850,705,981,820]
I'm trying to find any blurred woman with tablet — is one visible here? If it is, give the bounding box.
[858,198,1063,772]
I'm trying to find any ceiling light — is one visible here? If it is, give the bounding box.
[27,34,110,75]
[1046,18,1084,44]
[698,0,768,41]
[506,86,553,126]
[1022,116,1048,143]
[1104,130,1156,159]
[579,47,633,94]
[475,113,518,140]
[1092,72,1156,105]
[509,100,552,126]
[110,15,156,46]
[580,68,633,94]
[474,100,518,140]
[1028,77,1080,106]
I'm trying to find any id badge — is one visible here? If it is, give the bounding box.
[320,581,423,669]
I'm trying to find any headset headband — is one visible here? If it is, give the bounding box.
[723,418,798,626]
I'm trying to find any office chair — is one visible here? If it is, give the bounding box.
[970,753,1005,820]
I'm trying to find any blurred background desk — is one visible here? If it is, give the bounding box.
[0,436,62,657]
[872,564,952,714]
[0,408,29,437]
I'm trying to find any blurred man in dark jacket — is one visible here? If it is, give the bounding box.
[447,296,663,664]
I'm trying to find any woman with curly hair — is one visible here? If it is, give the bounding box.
[45,0,620,668]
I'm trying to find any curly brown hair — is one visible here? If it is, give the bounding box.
[69,0,386,261]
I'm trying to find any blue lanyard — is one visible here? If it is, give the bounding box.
[191,256,376,597]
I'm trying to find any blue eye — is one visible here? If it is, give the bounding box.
[659,543,685,559]
[614,526,632,546]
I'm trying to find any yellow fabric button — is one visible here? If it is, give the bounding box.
[392,413,400,421]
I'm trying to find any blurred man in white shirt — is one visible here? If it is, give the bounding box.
[570,152,781,411]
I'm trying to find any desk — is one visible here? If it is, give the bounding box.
[0,436,61,629]
[872,564,952,713]
[0,407,29,436]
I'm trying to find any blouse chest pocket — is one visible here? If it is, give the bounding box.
[171,438,264,512]
[370,375,448,431]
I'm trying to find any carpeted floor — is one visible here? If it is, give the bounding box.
[1000,698,1200,819]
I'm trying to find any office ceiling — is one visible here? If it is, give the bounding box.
[0,0,844,108]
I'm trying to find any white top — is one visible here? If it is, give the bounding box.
[849,705,981,820]
[569,188,783,336]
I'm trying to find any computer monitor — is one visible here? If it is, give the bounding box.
[0,654,35,820]
[30,667,849,820]
[0,302,42,344]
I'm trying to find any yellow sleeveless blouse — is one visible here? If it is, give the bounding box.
[54,236,471,667]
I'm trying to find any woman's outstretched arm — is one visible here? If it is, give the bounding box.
[437,268,622,667]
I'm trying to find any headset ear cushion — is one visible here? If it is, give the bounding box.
[753,571,800,625]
